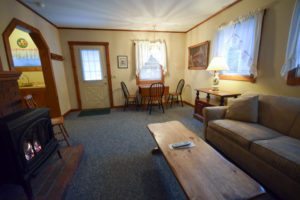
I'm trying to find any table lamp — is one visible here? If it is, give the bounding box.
[206,57,229,91]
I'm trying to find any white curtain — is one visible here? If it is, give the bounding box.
[212,10,264,77]
[281,0,300,77]
[135,40,167,76]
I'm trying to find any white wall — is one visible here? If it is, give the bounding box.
[184,0,300,104]
[0,0,71,114]
[59,30,186,108]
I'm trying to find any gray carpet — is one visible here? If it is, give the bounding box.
[64,105,203,200]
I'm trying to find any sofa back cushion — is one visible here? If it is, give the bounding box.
[289,113,300,139]
[258,95,300,136]
[225,96,259,123]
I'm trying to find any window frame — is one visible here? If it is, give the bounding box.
[136,65,164,85]
[220,74,256,82]
[287,68,300,85]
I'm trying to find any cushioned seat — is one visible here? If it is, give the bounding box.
[208,119,281,149]
[251,136,300,183]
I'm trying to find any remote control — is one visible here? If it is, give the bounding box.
[172,141,192,148]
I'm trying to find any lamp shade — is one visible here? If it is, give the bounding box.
[206,57,229,71]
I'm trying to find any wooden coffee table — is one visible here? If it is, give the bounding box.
[147,121,266,200]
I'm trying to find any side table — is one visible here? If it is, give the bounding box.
[194,88,241,121]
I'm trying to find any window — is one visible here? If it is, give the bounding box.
[80,49,102,81]
[135,40,167,84]
[282,0,300,85]
[212,10,264,81]
[139,55,162,81]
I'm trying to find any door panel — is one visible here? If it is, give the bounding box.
[74,46,110,109]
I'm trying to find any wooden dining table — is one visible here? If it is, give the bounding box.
[137,84,170,106]
[138,84,169,96]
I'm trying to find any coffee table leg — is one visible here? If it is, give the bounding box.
[151,147,161,154]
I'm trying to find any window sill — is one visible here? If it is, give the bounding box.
[287,68,300,85]
[220,74,256,83]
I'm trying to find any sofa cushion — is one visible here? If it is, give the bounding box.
[225,95,258,123]
[251,136,300,183]
[258,95,300,135]
[208,119,281,149]
[289,113,300,139]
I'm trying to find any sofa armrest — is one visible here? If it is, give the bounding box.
[203,106,228,138]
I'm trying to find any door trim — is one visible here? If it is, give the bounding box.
[68,41,113,109]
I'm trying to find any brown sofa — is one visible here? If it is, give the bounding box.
[203,94,300,200]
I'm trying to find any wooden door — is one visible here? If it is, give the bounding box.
[74,46,110,109]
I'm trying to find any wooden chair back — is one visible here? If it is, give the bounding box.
[176,79,185,95]
[24,94,38,109]
[149,82,164,99]
[121,81,130,99]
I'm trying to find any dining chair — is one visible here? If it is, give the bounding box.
[148,82,165,114]
[168,79,185,107]
[121,81,138,111]
[24,94,70,146]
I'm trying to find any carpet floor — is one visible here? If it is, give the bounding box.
[78,108,111,117]
[63,105,203,200]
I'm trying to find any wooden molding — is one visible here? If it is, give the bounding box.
[0,56,3,71]
[220,74,256,83]
[183,101,194,107]
[15,0,57,28]
[62,108,80,117]
[112,105,123,109]
[59,27,185,34]
[287,68,300,86]
[15,67,42,72]
[69,41,109,46]
[2,18,61,117]
[0,71,21,81]
[68,41,114,109]
[186,0,243,33]
[51,53,64,61]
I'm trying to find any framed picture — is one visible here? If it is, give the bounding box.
[117,56,128,69]
[188,41,210,70]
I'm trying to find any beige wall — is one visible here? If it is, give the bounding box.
[184,0,299,104]
[0,0,71,114]
[59,30,186,108]
[1,0,298,111]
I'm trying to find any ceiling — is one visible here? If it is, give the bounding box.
[21,0,237,32]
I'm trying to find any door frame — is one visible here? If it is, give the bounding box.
[2,18,61,117]
[68,41,113,109]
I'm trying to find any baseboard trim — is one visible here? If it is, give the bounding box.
[183,101,194,107]
[63,109,80,117]
[112,105,123,109]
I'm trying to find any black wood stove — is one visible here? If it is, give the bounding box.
[0,108,60,200]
